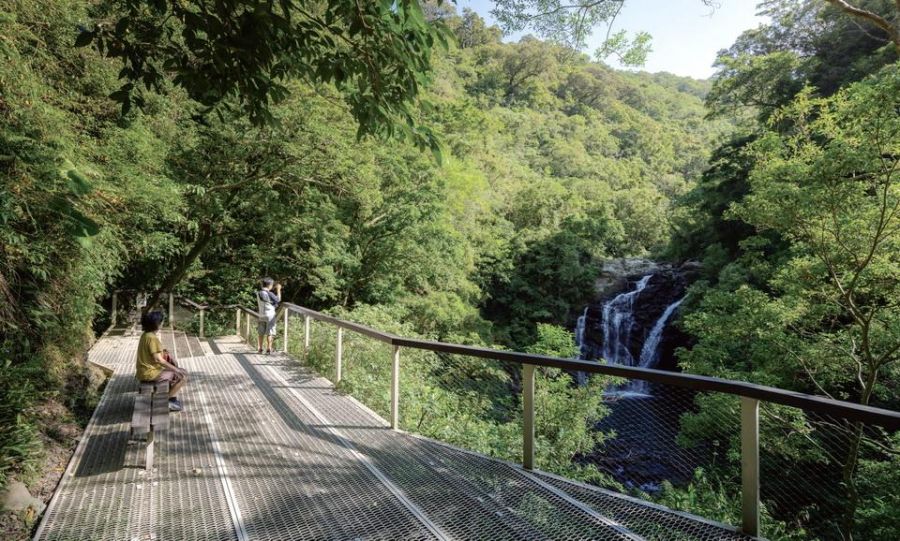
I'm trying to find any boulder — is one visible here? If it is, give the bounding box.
[1,481,45,515]
[593,258,661,299]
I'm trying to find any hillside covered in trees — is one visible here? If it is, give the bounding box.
[1,0,898,539]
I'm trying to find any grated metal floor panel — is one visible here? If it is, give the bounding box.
[36,331,755,540]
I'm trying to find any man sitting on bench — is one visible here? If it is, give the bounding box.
[137,311,188,411]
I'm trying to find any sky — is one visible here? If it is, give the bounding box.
[459,1,769,80]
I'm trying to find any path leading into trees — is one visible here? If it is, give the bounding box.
[34,324,752,541]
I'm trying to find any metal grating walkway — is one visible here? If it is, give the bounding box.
[35,327,754,540]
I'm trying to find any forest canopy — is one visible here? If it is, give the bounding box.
[1,1,898,540]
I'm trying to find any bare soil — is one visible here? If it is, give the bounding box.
[1,400,85,541]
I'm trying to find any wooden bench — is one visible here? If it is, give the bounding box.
[130,381,170,470]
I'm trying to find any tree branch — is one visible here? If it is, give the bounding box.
[825,0,900,51]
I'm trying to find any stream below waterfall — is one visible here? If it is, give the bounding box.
[574,270,697,492]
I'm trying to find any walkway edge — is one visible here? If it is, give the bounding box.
[517,469,646,541]
[33,330,122,541]
[275,352,735,540]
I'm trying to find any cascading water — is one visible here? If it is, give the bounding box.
[575,266,697,492]
[629,296,686,395]
[580,274,685,398]
[600,274,652,368]
[574,307,589,385]
[639,296,686,369]
[574,306,588,357]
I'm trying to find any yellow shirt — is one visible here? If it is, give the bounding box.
[136,332,164,381]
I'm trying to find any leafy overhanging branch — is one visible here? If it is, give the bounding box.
[76,0,453,154]
[824,0,900,51]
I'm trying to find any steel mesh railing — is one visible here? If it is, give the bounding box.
[286,314,517,454]
[575,375,900,540]
[592,383,738,491]
[157,297,899,540]
[756,405,899,540]
[574,378,744,527]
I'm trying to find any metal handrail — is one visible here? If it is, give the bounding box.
[276,301,900,537]
[399,338,900,429]
[111,294,900,429]
[117,291,899,537]
[281,303,398,344]
[236,306,261,317]
[280,303,899,431]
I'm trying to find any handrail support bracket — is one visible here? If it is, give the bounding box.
[523,364,535,470]
[741,396,760,537]
[391,345,400,429]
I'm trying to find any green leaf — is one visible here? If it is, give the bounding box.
[74,30,94,47]
[68,209,100,240]
[109,89,130,103]
[66,169,92,196]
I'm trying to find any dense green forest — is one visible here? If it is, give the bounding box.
[1,0,898,539]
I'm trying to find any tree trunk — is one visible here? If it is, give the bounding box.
[838,367,878,540]
[145,186,244,312]
[145,224,215,312]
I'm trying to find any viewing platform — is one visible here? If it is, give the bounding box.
[34,323,753,541]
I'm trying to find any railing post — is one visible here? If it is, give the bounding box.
[283,309,289,353]
[522,364,535,470]
[245,312,250,341]
[391,345,400,429]
[199,309,205,339]
[235,309,241,336]
[741,397,760,537]
[303,315,311,355]
[111,291,118,327]
[168,293,175,329]
[335,327,343,384]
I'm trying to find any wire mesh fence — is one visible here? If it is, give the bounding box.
[279,318,738,501]
[173,307,230,338]
[241,306,899,541]
[281,312,521,461]
[586,380,740,494]
[238,311,259,346]
[756,405,899,540]
[570,377,744,527]
[573,373,900,540]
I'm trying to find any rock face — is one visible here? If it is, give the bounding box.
[593,258,661,300]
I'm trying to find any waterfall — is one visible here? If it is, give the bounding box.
[573,273,685,397]
[574,307,589,385]
[600,274,652,367]
[627,296,686,395]
[591,274,685,398]
[574,306,588,357]
[639,296,686,369]
[575,267,694,490]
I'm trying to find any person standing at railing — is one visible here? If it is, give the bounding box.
[257,277,281,354]
[136,311,188,411]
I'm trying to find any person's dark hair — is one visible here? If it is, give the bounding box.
[261,277,274,288]
[141,311,164,332]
